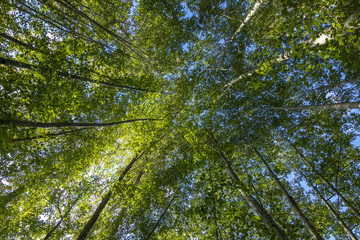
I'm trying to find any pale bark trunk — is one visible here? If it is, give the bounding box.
[251,144,324,240]
[0,57,157,92]
[209,134,289,240]
[288,140,360,221]
[1,119,159,128]
[144,186,179,240]
[76,153,144,240]
[226,0,265,46]
[261,102,360,111]
[224,13,360,90]
[294,166,358,240]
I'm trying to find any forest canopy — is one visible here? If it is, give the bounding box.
[1,0,360,239]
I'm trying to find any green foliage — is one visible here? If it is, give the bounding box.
[1,0,360,239]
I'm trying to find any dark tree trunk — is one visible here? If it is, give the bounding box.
[1,119,159,128]
[251,144,324,240]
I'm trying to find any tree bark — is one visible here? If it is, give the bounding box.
[287,140,360,221]
[294,166,358,240]
[76,153,144,240]
[0,57,158,92]
[13,0,113,50]
[43,196,80,240]
[106,171,144,240]
[260,102,360,111]
[209,168,222,240]
[144,186,179,240]
[1,119,160,128]
[223,13,360,90]
[251,144,324,240]
[0,33,44,53]
[0,186,26,208]
[12,128,87,142]
[209,134,289,240]
[226,0,265,47]
[53,0,148,59]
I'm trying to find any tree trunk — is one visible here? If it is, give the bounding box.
[53,0,147,59]
[0,186,25,208]
[12,128,87,142]
[261,102,360,111]
[14,0,113,50]
[0,33,44,53]
[294,166,358,240]
[43,196,80,240]
[223,12,360,90]
[0,57,158,92]
[1,119,159,128]
[251,144,324,240]
[226,0,265,47]
[209,134,289,240]
[76,153,144,240]
[287,140,360,221]
[209,168,222,240]
[144,186,179,240]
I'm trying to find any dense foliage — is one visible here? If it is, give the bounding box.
[1,0,360,239]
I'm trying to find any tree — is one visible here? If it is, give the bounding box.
[1,0,360,239]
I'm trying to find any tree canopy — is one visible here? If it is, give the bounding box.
[1,0,360,239]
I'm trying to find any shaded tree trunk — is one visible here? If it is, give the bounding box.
[209,168,222,240]
[261,102,360,111]
[43,196,81,240]
[0,33,44,53]
[1,119,159,128]
[251,144,324,240]
[287,139,360,221]
[13,0,113,50]
[209,134,289,240]
[144,186,179,240]
[0,57,158,92]
[106,170,145,240]
[76,153,144,240]
[53,0,147,59]
[223,13,360,90]
[293,165,358,240]
[12,128,87,142]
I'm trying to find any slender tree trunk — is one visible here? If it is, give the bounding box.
[226,0,265,47]
[223,13,360,90]
[0,57,158,92]
[0,119,160,128]
[260,102,360,111]
[294,166,358,240]
[0,33,44,53]
[43,196,80,240]
[53,0,148,59]
[13,0,112,50]
[287,140,360,221]
[12,128,87,142]
[106,171,144,240]
[0,186,26,207]
[251,144,324,240]
[209,168,221,240]
[76,153,144,240]
[144,186,179,240]
[209,134,289,240]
